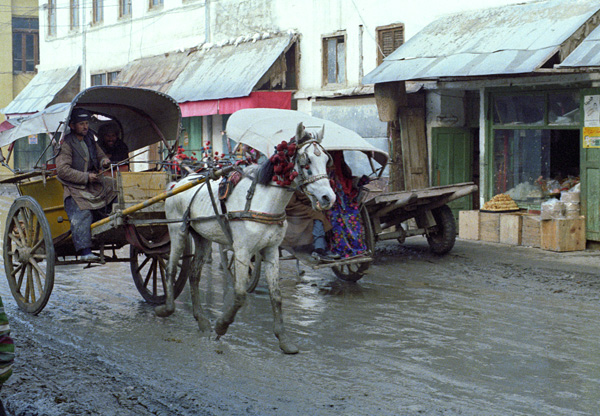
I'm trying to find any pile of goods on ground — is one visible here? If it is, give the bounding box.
[482,194,520,212]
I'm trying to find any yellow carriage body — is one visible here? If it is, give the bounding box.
[17,177,70,239]
[16,171,170,241]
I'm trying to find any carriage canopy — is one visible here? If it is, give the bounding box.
[226,108,389,169]
[0,86,182,155]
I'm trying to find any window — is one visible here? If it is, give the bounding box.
[70,0,79,30]
[377,23,404,65]
[323,34,346,86]
[14,134,51,170]
[120,0,132,17]
[91,73,106,86]
[48,0,56,36]
[149,0,163,9]
[490,91,581,208]
[93,0,104,24]
[12,18,39,74]
[91,71,120,86]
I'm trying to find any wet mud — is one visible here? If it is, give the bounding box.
[1,238,600,415]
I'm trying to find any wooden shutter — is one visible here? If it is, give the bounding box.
[377,24,404,64]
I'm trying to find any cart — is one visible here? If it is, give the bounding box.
[224,109,478,285]
[0,86,208,314]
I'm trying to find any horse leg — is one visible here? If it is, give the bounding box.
[214,251,249,337]
[155,225,186,317]
[188,233,212,333]
[262,245,299,354]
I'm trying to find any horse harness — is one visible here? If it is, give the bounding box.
[180,138,329,246]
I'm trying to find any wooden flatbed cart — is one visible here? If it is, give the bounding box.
[225,109,478,285]
[0,86,202,314]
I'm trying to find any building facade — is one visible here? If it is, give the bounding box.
[0,0,39,173]
[3,0,524,174]
[365,0,600,243]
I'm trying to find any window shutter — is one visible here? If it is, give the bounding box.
[377,24,404,64]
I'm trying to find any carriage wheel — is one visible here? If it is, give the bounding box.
[130,237,191,305]
[426,205,456,255]
[332,205,375,282]
[3,196,55,315]
[218,244,262,293]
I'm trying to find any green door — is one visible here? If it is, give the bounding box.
[432,127,474,216]
[581,90,600,241]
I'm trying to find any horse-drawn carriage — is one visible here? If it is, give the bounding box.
[0,90,477,353]
[224,109,478,286]
[0,86,201,315]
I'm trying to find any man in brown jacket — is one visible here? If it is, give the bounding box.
[56,108,118,262]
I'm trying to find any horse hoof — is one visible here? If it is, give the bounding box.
[279,340,299,355]
[154,305,174,317]
[198,319,212,334]
[214,319,230,336]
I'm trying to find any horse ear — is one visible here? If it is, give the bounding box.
[295,122,305,141]
[316,125,325,143]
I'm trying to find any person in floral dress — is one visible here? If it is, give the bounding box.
[326,151,369,258]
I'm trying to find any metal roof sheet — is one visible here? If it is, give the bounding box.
[559,23,600,67]
[111,51,191,93]
[363,0,600,84]
[168,34,294,102]
[3,66,80,115]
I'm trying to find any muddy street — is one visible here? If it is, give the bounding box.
[1,237,600,415]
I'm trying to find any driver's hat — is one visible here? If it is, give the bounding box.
[70,108,91,124]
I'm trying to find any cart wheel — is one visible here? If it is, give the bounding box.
[426,205,456,254]
[130,237,191,305]
[218,244,262,293]
[3,196,55,315]
[332,205,374,282]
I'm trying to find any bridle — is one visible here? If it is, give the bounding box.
[294,140,331,189]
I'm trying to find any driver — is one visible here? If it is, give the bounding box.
[56,108,118,262]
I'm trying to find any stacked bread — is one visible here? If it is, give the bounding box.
[482,194,519,212]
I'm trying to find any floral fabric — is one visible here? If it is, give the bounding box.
[326,152,366,258]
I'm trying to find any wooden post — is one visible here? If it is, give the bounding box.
[388,120,404,192]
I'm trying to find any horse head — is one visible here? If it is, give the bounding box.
[292,122,336,211]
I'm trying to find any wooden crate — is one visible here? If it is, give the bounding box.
[458,210,479,240]
[117,171,169,211]
[521,214,541,248]
[540,217,586,252]
[479,212,500,242]
[499,213,522,245]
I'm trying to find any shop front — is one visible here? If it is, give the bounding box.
[487,89,581,211]
[364,0,600,248]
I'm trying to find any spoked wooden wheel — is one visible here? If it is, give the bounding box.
[332,205,375,282]
[3,196,55,315]
[130,236,192,305]
[218,244,262,293]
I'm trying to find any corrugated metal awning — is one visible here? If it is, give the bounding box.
[3,66,80,116]
[363,0,600,84]
[168,34,295,102]
[559,24,600,67]
[111,51,191,93]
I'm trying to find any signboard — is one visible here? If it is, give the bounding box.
[583,127,600,148]
[584,95,600,127]
[28,135,37,145]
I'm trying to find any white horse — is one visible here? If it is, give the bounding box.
[155,123,336,354]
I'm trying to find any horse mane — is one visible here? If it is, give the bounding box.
[254,130,316,186]
[255,159,274,185]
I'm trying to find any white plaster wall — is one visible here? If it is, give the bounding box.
[273,0,528,94]
[39,0,207,86]
[39,0,527,92]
